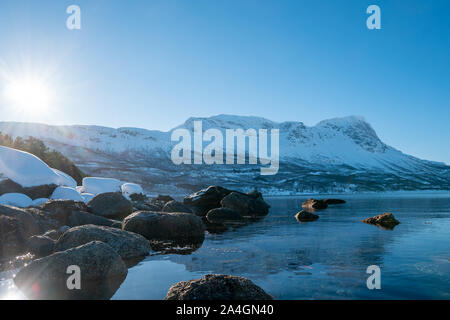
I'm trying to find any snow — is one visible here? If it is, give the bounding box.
[82,177,122,195]
[121,183,143,199]
[80,193,94,203]
[0,193,32,208]
[0,146,62,187]
[52,168,77,188]
[50,186,83,202]
[32,198,49,206]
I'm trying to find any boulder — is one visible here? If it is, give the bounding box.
[43,229,64,241]
[14,241,128,300]
[206,208,244,223]
[50,186,83,202]
[323,199,346,205]
[165,274,273,300]
[0,179,24,196]
[0,193,32,208]
[123,211,205,243]
[22,184,58,200]
[26,235,55,257]
[132,201,162,212]
[162,200,193,214]
[42,200,88,225]
[295,210,319,222]
[0,215,26,261]
[221,192,270,217]
[88,192,133,220]
[302,199,328,210]
[362,213,400,230]
[67,210,122,228]
[55,225,151,260]
[183,186,232,216]
[0,205,41,238]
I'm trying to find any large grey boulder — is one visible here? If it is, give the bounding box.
[122,211,205,243]
[42,200,88,225]
[14,241,128,300]
[206,208,244,224]
[162,200,193,214]
[165,274,273,300]
[55,225,151,260]
[221,192,270,217]
[88,192,133,220]
[26,235,56,257]
[67,211,121,228]
[183,186,233,216]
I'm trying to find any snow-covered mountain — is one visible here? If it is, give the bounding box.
[1,115,449,195]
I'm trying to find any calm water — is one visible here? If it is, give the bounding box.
[1,193,449,299]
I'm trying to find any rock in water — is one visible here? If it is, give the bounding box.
[183,186,232,216]
[14,241,127,300]
[302,199,328,210]
[122,211,205,243]
[162,200,193,214]
[323,199,346,205]
[221,192,270,217]
[88,192,133,220]
[55,225,151,260]
[362,213,400,230]
[165,274,273,300]
[295,210,319,222]
[206,208,244,223]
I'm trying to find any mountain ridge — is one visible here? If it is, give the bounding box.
[0,115,449,195]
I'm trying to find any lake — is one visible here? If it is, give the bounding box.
[1,192,449,299]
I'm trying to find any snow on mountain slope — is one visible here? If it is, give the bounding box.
[0,115,448,195]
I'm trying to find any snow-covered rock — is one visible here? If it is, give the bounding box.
[82,177,122,195]
[76,186,84,193]
[81,193,94,204]
[52,168,77,188]
[0,193,33,208]
[0,146,61,187]
[121,183,143,199]
[50,186,83,202]
[31,198,49,206]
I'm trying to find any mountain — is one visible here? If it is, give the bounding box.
[0,115,449,195]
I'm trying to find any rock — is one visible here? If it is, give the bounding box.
[14,241,128,300]
[0,215,26,261]
[22,184,58,200]
[26,235,55,257]
[295,210,319,222]
[362,213,400,230]
[123,211,205,243]
[0,205,41,238]
[206,208,244,223]
[221,192,270,217]
[42,200,89,225]
[324,199,346,205]
[183,186,232,216]
[162,200,193,214]
[67,210,122,228]
[302,199,328,210]
[55,225,151,260]
[132,201,162,212]
[165,274,273,300]
[88,192,133,220]
[247,189,263,200]
[154,195,174,203]
[43,229,63,241]
[0,179,24,196]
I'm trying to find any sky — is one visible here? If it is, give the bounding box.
[0,0,449,164]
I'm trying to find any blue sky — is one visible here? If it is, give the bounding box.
[0,0,449,164]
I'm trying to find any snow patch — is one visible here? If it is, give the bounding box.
[121,183,143,199]
[51,186,83,202]
[82,177,122,195]
[0,193,32,208]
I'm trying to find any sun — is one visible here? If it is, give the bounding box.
[3,77,53,113]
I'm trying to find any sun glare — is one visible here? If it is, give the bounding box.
[3,77,53,113]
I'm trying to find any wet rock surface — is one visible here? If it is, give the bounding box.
[362,212,400,230]
[165,274,273,300]
[295,210,319,222]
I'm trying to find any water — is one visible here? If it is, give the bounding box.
[1,193,449,299]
